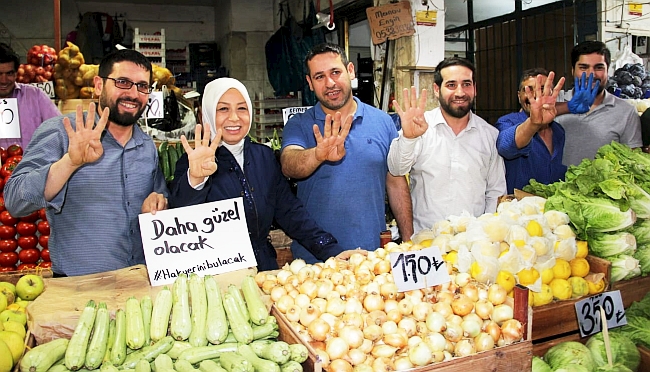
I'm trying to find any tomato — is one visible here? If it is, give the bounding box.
[37,261,52,268]
[17,236,37,249]
[0,162,16,178]
[16,221,36,236]
[0,266,16,272]
[0,211,18,226]
[0,178,4,194]
[0,148,6,164]
[38,235,48,249]
[18,248,40,264]
[38,208,47,221]
[6,144,22,157]
[0,225,15,240]
[20,211,39,223]
[40,248,50,261]
[17,263,37,271]
[0,239,17,253]
[0,252,18,266]
[5,155,22,165]
[36,221,50,236]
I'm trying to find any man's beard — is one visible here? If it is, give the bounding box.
[439,96,473,119]
[318,87,352,112]
[100,95,145,127]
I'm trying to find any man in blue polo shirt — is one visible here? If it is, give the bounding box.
[281,43,413,263]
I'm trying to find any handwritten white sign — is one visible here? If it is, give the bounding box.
[575,290,627,337]
[389,247,451,292]
[0,98,21,138]
[145,91,164,119]
[30,81,55,98]
[138,197,257,286]
[282,106,311,125]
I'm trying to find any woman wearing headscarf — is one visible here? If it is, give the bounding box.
[169,78,344,271]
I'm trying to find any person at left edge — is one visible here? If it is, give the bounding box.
[169,78,345,271]
[0,43,60,149]
[4,49,169,277]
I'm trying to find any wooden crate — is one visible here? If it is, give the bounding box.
[610,274,650,308]
[0,268,53,285]
[531,255,611,341]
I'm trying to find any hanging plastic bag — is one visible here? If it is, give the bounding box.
[611,44,644,75]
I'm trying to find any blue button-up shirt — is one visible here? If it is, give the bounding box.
[4,112,168,276]
[495,111,566,194]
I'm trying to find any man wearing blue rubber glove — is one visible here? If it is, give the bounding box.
[555,40,641,166]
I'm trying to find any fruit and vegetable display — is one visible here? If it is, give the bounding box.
[16,273,308,372]
[0,144,51,272]
[525,141,650,282]
[608,62,650,100]
[157,141,186,183]
[16,44,57,84]
[258,250,526,371]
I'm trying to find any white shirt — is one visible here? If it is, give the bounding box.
[387,108,507,233]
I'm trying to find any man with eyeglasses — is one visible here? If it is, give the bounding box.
[5,49,169,277]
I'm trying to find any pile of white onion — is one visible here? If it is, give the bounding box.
[256,242,525,372]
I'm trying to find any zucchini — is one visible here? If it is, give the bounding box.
[288,343,308,363]
[241,276,268,326]
[150,286,173,342]
[237,344,281,372]
[100,363,120,372]
[158,142,170,180]
[171,273,192,341]
[174,360,199,372]
[280,361,303,372]
[166,340,192,359]
[125,296,146,350]
[217,352,254,372]
[198,360,227,372]
[20,338,69,372]
[153,354,174,371]
[204,276,228,345]
[141,295,153,347]
[102,319,116,365]
[85,302,110,369]
[45,364,70,372]
[168,144,179,180]
[251,322,278,340]
[222,293,253,344]
[120,336,174,369]
[227,285,249,323]
[135,359,151,372]
[176,343,239,364]
[109,308,127,366]
[249,340,290,365]
[188,274,208,347]
[65,300,97,370]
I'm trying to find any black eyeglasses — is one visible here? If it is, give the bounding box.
[103,77,152,94]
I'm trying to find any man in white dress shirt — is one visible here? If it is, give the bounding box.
[387,57,507,233]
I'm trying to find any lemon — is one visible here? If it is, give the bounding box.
[570,258,590,278]
[496,270,516,293]
[533,284,554,306]
[549,278,573,300]
[541,268,555,285]
[513,240,526,248]
[517,267,540,286]
[552,259,572,280]
[526,220,543,237]
[499,248,509,258]
[568,277,589,298]
[587,278,606,295]
[528,289,533,304]
[444,251,458,265]
[576,240,589,259]
[470,262,482,280]
[420,239,433,247]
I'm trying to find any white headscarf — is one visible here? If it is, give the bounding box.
[201,78,253,168]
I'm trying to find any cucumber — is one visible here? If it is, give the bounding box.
[168,144,179,180]
[65,300,97,371]
[204,276,228,345]
[159,143,171,181]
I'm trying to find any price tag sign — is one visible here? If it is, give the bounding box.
[138,197,257,286]
[282,107,311,125]
[575,290,627,337]
[0,98,21,138]
[389,247,450,292]
[144,91,164,119]
[30,81,55,98]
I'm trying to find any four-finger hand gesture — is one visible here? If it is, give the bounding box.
[63,102,109,167]
[394,87,428,139]
[313,112,352,162]
[567,72,600,114]
[181,124,221,182]
[527,72,565,127]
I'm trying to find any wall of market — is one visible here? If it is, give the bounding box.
[600,0,650,72]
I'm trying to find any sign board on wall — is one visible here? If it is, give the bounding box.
[366,1,415,45]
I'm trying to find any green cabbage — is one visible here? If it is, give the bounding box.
[610,254,642,282]
[633,246,650,275]
[586,332,640,371]
[531,356,552,372]
[626,219,650,248]
[588,232,637,258]
[595,364,634,372]
[544,341,596,371]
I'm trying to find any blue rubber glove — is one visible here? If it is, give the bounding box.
[567,72,600,114]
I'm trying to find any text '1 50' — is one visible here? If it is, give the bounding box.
[389,247,451,292]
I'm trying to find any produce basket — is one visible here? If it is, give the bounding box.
[0,267,52,285]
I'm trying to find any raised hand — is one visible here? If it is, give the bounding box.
[180,124,221,182]
[63,102,109,167]
[567,72,600,114]
[313,112,352,162]
[394,86,428,139]
[527,71,565,127]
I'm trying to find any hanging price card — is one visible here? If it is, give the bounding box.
[389,247,451,292]
[144,91,164,119]
[0,98,21,138]
[575,290,627,337]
